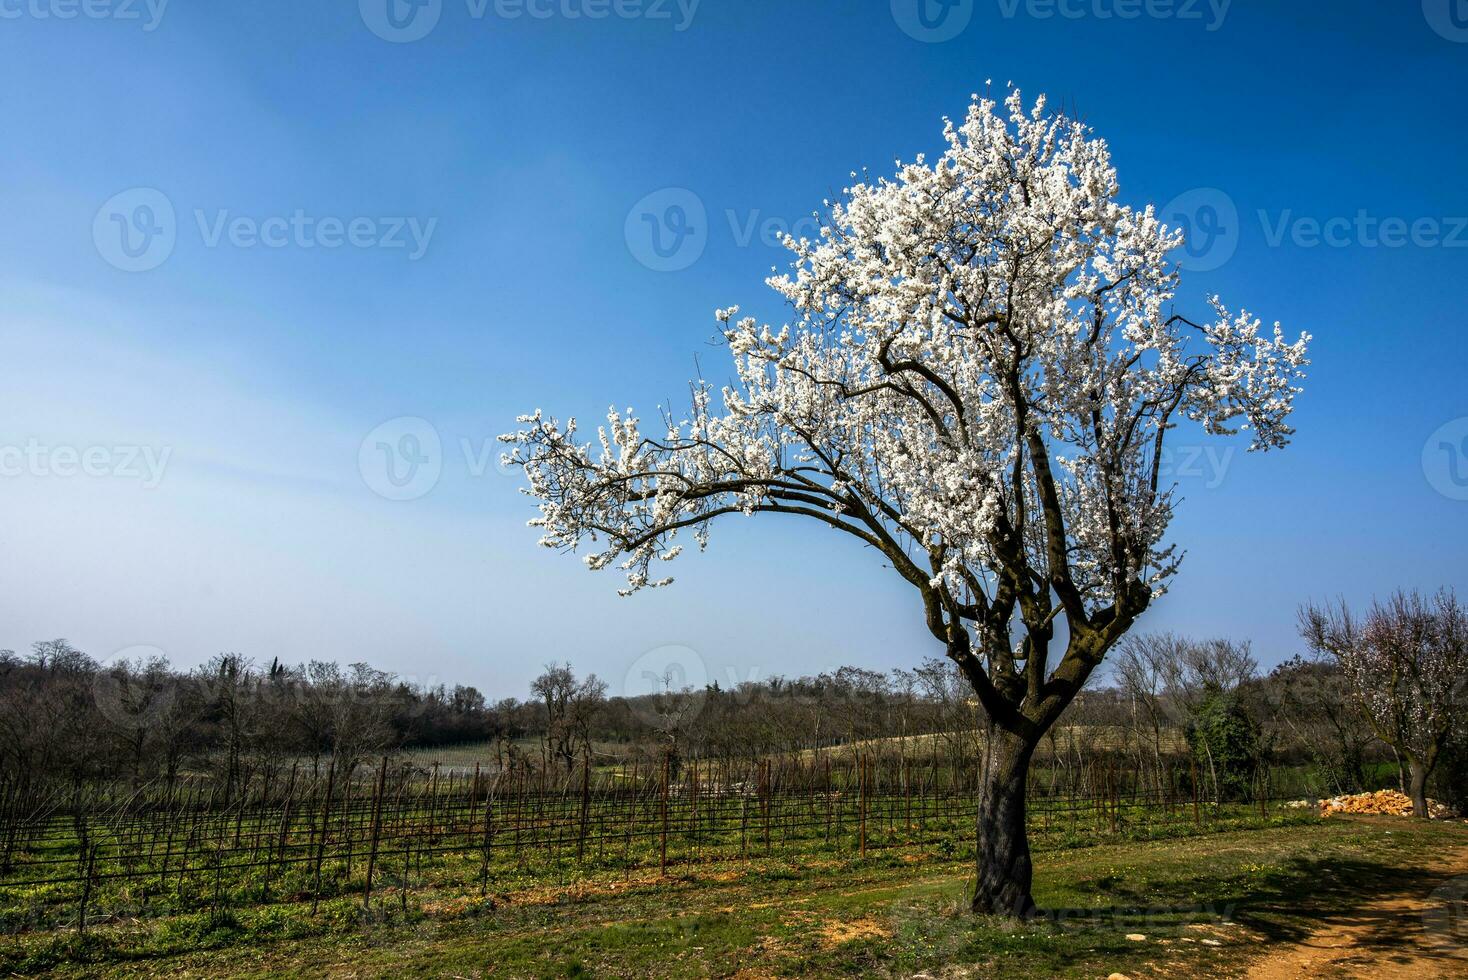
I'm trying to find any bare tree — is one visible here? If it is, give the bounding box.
[1113,634,1183,795]
[531,663,607,773]
[1268,652,1370,796]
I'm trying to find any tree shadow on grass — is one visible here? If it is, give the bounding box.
[1034,849,1467,972]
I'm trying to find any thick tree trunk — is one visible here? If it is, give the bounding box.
[1408,758,1430,818]
[972,731,1038,917]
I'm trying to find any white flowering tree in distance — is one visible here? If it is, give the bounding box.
[1300,589,1467,818]
[502,89,1310,915]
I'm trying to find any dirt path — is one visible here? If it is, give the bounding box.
[1245,841,1468,979]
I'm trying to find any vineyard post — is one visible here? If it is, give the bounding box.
[690,758,699,859]
[660,751,669,874]
[535,766,548,863]
[232,770,248,848]
[159,779,181,891]
[77,842,97,934]
[884,755,893,834]
[1091,760,1102,832]
[269,762,298,897]
[469,763,481,832]
[1110,756,1119,834]
[180,782,210,895]
[400,834,411,914]
[364,755,388,908]
[760,760,771,854]
[621,760,633,865]
[478,772,496,896]
[427,764,439,843]
[1190,755,1201,829]
[310,761,336,915]
[73,787,91,934]
[824,755,832,843]
[578,749,590,863]
[740,782,748,858]
[341,770,355,880]
[904,757,912,833]
[513,765,523,862]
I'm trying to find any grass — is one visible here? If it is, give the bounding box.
[0,791,1302,937]
[3,814,1464,978]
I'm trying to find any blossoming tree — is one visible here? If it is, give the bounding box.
[502,89,1310,915]
[1300,589,1467,817]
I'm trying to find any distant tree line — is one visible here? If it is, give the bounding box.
[0,645,499,795]
[3,594,1464,813]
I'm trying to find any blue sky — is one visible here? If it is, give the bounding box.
[2,0,1466,699]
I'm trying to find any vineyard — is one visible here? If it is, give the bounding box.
[0,748,1301,943]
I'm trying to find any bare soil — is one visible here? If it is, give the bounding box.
[1245,839,1468,979]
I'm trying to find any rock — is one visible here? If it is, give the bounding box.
[1125,933,1146,941]
[1107,974,1133,980]
[1316,790,1457,819]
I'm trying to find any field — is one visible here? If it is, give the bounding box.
[0,753,1284,933]
[2,815,1465,977]
[2,748,1461,977]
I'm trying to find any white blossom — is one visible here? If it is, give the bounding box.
[501,90,1310,729]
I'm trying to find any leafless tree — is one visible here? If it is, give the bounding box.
[531,663,607,773]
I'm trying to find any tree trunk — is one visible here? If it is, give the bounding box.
[1407,757,1430,818]
[972,731,1038,917]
